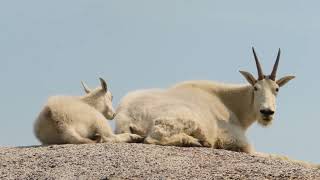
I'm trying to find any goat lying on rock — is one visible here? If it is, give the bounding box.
[34,78,142,145]
[115,48,319,168]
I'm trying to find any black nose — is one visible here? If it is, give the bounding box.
[260,109,274,116]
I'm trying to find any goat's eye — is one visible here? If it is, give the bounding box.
[275,88,279,92]
[254,86,258,91]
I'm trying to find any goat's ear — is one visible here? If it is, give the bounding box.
[276,75,295,87]
[239,71,256,86]
[81,81,91,94]
[99,77,108,92]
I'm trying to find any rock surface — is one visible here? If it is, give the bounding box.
[0,143,319,179]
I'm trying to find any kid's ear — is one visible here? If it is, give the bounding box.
[239,70,257,86]
[276,75,295,87]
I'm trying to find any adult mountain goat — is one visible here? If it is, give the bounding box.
[115,48,320,169]
[34,78,142,145]
[115,48,294,153]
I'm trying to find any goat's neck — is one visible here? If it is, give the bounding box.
[175,81,258,130]
[212,84,257,130]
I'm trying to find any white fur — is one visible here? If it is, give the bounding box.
[115,81,258,151]
[115,59,294,153]
[34,78,142,145]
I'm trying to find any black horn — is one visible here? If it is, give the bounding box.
[252,47,264,80]
[269,48,280,81]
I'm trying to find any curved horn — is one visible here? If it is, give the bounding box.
[81,81,91,94]
[252,47,264,80]
[99,77,108,92]
[270,48,280,81]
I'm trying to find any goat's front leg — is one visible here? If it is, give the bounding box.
[215,140,254,153]
[240,143,255,154]
[215,126,254,154]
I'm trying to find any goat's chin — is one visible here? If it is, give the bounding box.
[257,119,273,127]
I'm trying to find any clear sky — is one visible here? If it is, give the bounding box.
[0,1,319,163]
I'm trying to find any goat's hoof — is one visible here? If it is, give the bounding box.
[92,134,103,143]
[190,140,202,147]
[200,141,212,148]
[129,134,144,143]
[183,138,202,147]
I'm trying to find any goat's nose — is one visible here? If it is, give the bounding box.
[260,109,275,116]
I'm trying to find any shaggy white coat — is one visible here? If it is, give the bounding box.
[34,79,142,145]
[116,81,258,152]
[115,80,320,168]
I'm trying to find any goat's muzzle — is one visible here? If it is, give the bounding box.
[260,109,274,121]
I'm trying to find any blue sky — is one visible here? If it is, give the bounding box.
[0,1,319,163]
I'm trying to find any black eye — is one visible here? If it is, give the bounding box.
[254,86,258,91]
[275,88,279,92]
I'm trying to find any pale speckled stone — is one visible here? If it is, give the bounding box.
[0,143,319,179]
